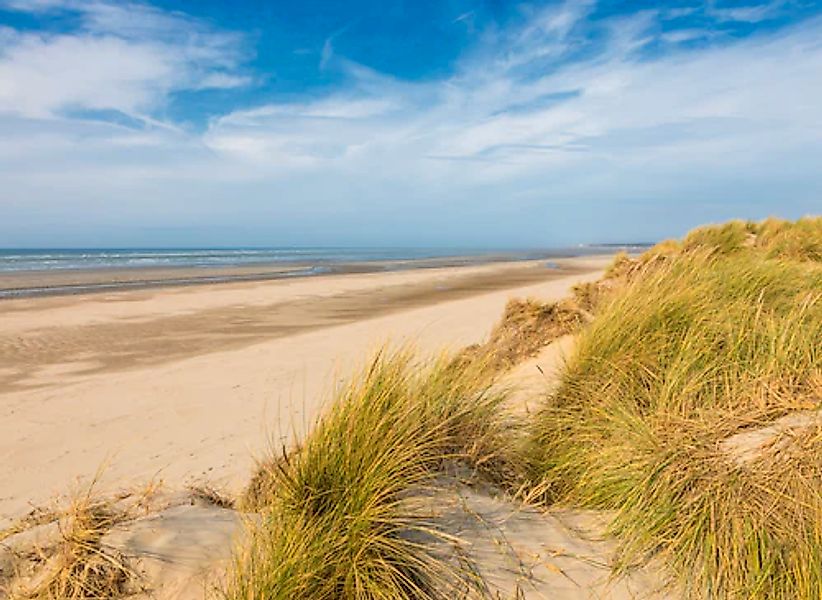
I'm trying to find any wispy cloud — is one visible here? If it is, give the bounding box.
[205,7,822,179]
[0,1,820,245]
[660,28,715,44]
[708,0,786,23]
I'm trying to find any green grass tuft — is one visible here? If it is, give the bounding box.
[226,351,517,600]
[664,215,821,261]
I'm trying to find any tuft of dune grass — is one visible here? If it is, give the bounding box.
[454,298,587,374]
[526,236,822,598]
[579,216,821,315]
[1,480,153,600]
[28,500,131,599]
[671,215,821,262]
[227,351,519,600]
[757,216,822,262]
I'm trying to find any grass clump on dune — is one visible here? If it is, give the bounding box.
[579,217,821,313]
[678,216,821,261]
[227,351,517,600]
[526,219,822,598]
[455,298,587,372]
[0,480,153,600]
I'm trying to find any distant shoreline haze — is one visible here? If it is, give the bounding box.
[0,246,651,274]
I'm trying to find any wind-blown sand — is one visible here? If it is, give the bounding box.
[0,256,609,527]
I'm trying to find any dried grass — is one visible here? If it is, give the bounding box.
[188,484,236,510]
[455,298,587,374]
[1,479,162,599]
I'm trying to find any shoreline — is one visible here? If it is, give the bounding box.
[0,258,603,393]
[0,248,622,299]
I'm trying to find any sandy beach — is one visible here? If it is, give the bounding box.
[0,256,609,527]
[2,4,816,594]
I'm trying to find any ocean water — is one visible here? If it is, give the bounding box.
[0,246,647,273]
[0,245,651,298]
[0,248,459,272]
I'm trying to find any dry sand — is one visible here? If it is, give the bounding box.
[495,334,577,415]
[0,256,610,527]
[426,474,672,599]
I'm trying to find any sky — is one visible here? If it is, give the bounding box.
[0,0,820,248]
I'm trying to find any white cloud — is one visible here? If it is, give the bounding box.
[660,29,714,44]
[708,1,786,23]
[196,72,253,90]
[0,0,249,122]
[203,12,822,183]
[473,0,597,73]
[662,7,699,20]
[0,0,67,11]
[1,1,821,245]
[0,34,173,118]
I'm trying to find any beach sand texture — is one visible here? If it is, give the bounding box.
[0,256,609,528]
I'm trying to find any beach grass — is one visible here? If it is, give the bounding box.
[452,297,587,374]
[526,217,822,598]
[663,216,820,262]
[226,351,517,600]
[0,477,155,600]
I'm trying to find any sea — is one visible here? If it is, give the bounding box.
[0,246,650,273]
[0,245,651,298]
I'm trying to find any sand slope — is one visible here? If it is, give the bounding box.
[428,478,672,599]
[103,503,244,600]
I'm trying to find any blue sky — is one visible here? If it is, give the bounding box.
[0,0,820,247]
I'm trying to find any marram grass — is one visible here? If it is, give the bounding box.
[672,215,820,262]
[526,219,822,599]
[225,351,517,600]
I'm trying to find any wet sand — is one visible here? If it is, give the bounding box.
[0,252,566,298]
[0,259,590,393]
